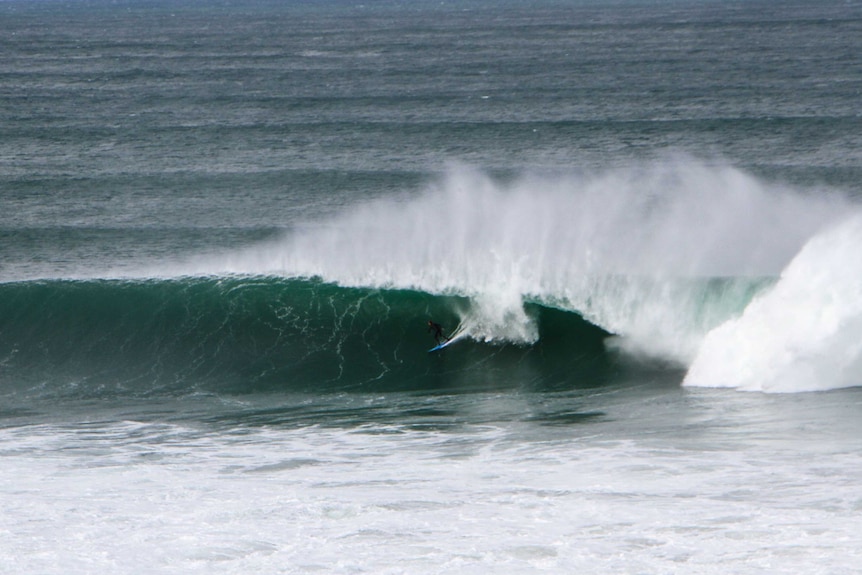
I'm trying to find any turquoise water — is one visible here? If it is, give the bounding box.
[2,1,862,572]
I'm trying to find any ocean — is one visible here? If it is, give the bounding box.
[2,0,862,572]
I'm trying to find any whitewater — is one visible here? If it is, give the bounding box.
[2,0,862,573]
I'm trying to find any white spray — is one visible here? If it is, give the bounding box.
[684,213,862,392]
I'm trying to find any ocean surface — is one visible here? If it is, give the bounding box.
[2,0,862,572]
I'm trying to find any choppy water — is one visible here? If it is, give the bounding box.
[2,0,862,572]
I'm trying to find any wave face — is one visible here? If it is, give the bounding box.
[684,214,862,393]
[0,277,617,400]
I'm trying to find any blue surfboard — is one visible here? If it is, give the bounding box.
[428,339,455,352]
[428,326,466,352]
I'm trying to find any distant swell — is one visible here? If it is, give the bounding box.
[0,277,616,399]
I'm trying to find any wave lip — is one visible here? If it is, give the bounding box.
[684,213,862,393]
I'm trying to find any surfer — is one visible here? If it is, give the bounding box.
[427,320,447,345]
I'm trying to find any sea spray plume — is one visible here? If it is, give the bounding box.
[198,160,844,280]
[196,160,848,360]
[683,213,862,393]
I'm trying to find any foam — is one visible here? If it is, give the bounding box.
[684,213,862,392]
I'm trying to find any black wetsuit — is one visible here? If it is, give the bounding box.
[428,321,445,344]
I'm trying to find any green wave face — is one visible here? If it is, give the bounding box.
[0,277,617,400]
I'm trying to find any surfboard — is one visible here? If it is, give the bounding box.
[428,339,455,352]
[428,326,466,352]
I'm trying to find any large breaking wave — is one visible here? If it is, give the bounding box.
[166,159,860,392]
[4,160,860,395]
